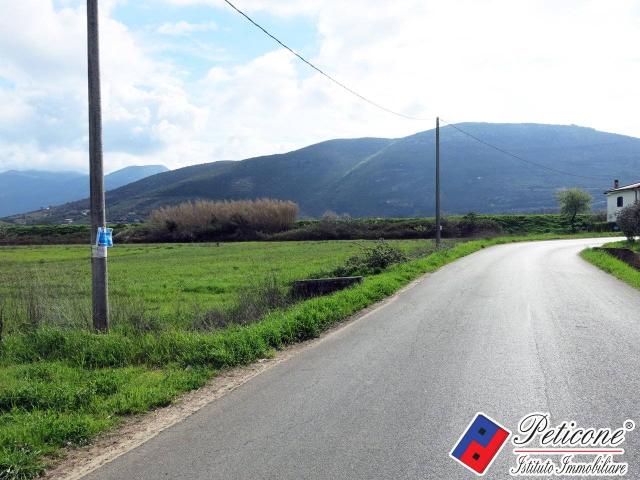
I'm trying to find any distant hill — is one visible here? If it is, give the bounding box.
[7,123,640,223]
[0,165,168,217]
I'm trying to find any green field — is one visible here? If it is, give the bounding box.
[0,239,447,478]
[0,240,435,333]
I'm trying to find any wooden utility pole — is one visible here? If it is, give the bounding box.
[87,0,109,331]
[435,117,441,246]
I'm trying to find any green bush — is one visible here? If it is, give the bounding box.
[332,241,408,276]
[616,203,640,241]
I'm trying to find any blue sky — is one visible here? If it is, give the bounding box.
[111,1,319,77]
[1,0,639,174]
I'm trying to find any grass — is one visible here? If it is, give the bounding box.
[0,240,434,333]
[0,239,439,478]
[580,240,640,290]
[0,233,614,478]
[0,363,212,479]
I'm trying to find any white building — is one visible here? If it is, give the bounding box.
[605,180,640,222]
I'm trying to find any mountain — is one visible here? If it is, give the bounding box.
[0,165,168,217]
[7,123,640,223]
[103,166,170,190]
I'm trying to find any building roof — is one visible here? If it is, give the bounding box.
[605,182,640,194]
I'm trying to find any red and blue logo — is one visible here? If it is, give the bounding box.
[450,413,510,475]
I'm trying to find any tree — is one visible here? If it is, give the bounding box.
[616,202,640,241]
[555,188,592,231]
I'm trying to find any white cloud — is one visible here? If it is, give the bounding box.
[156,20,218,35]
[0,0,208,173]
[179,0,640,165]
[165,0,320,17]
[1,0,639,176]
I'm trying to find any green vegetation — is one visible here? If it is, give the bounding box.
[275,213,611,240]
[0,213,612,246]
[0,241,434,332]
[581,249,640,289]
[0,363,211,479]
[581,243,640,290]
[486,213,609,234]
[0,233,620,478]
[608,240,640,252]
[615,202,640,241]
[555,188,592,231]
[0,224,93,245]
[0,239,435,477]
[329,241,410,276]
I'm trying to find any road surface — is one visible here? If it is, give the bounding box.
[85,238,640,479]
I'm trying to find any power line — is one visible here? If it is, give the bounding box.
[222,0,429,121]
[223,1,613,182]
[439,118,612,181]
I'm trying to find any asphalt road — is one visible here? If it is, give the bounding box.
[85,238,640,479]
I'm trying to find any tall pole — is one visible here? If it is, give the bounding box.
[87,0,109,331]
[435,117,441,246]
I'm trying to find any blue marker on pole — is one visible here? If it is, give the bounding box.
[96,227,113,247]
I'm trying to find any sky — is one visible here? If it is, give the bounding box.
[0,0,639,174]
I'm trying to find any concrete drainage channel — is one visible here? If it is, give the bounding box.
[291,276,364,299]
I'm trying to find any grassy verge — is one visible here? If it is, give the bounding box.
[580,241,640,290]
[0,234,612,478]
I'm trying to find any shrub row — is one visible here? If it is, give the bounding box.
[0,224,126,246]
[271,214,504,241]
[1,213,612,245]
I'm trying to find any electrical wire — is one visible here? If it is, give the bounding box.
[222,0,430,121]
[439,118,613,181]
[223,0,615,182]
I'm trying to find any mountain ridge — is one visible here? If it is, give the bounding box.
[0,165,169,217]
[5,123,640,223]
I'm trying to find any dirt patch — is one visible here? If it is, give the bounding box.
[43,276,426,480]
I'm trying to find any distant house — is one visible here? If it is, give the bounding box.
[605,179,640,222]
